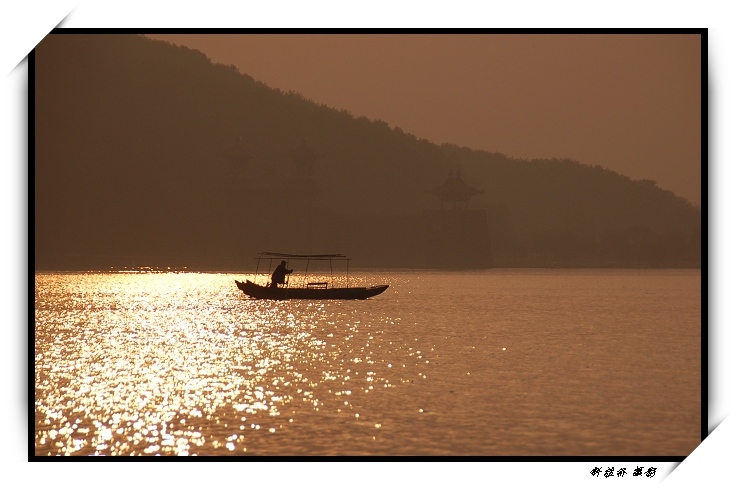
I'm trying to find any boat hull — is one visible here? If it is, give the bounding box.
[235,280,389,300]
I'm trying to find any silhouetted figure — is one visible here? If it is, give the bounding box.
[270,260,293,288]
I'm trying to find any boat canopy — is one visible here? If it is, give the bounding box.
[257,251,349,261]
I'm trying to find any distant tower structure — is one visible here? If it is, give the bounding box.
[427,169,484,209]
[422,169,492,268]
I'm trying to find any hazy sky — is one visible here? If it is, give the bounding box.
[146,34,702,205]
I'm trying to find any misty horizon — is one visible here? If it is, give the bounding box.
[146,33,702,207]
[34,33,701,271]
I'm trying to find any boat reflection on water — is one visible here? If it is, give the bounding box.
[235,252,389,300]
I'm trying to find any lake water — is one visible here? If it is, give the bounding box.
[34,269,701,457]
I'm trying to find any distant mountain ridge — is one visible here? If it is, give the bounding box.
[34,34,701,270]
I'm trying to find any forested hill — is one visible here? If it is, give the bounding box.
[34,34,701,270]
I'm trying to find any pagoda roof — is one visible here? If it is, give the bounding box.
[428,170,483,201]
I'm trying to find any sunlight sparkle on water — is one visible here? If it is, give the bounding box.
[35,272,420,456]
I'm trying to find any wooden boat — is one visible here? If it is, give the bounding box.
[235,279,388,300]
[235,252,389,300]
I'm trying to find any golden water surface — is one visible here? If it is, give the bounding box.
[34,270,701,456]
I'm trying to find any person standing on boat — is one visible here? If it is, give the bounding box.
[270,260,293,288]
